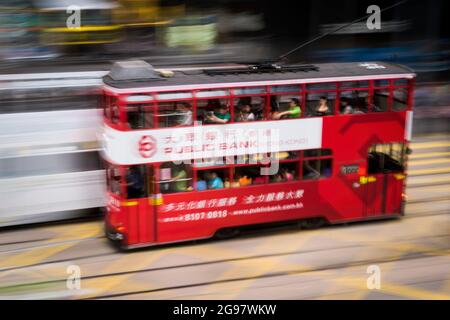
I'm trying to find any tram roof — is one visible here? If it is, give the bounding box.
[103,61,415,92]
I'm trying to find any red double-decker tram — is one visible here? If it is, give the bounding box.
[100,60,415,249]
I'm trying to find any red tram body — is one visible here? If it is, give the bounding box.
[100,61,415,249]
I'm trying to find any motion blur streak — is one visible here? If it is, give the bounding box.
[0,0,448,300]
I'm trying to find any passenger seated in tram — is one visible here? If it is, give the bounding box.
[270,105,283,120]
[269,99,301,120]
[206,171,224,189]
[175,102,193,126]
[238,175,252,186]
[283,98,302,118]
[195,179,207,191]
[315,96,331,116]
[281,168,295,181]
[339,97,354,114]
[365,96,381,112]
[170,165,192,192]
[270,173,285,183]
[126,166,145,198]
[236,99,255,122]
[205,104,231,124]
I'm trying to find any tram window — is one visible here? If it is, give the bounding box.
[340,81,369,90]
[368,143,406,174]
[126,104,154,129]
[394,79,408,86]
[234,96,265,122]
[270,85,301,93]
[157,92,193,101]
[270,162,298,183]
[157,101,192,127]
[103,95,111,120]
[197,99,231,125]
[196,168,227,190]
[392,88,408,111]
[269,95,302,120]
[158,163,192,194]
[196,89,229,99]
[302,159,332,180]
[108,166,122,196]
[372,90,389,112]
[233,165,266,187]
[125,165,147,199]
[304,149,332,157]
[234,87,266,95]
[111,97,120,124]
[339,91,368,114]
[374,80,390,87]
[272,151,300,160]
[307,83,337,91]
[194,156,233,168]
[306,92,336,117]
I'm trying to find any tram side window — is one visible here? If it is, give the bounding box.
[103,94,111,120]
[157,101,193,127]
[233,165,267,187]
[196,168,227,190]
[339,91,368,114]
[111,97,120,124]
[107,166,122,196]
[392,88,408,111]
[302,159,332,180]
[125,165,148,199]
[306,92,336,117]
[234,96,265,122]
[371,80,391,112]
[302,148,333,180]
[270,162,299,183]
[368,143,406,174]
[126,104,154,129]
[158,163,193,194]
[270,95,302,120]
[197,99,231,125]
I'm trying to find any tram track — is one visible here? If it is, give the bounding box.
[0,227,448,289]
[91,252,450,300]
[0,193,447,271]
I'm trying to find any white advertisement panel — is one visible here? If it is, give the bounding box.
[101,118,323,165]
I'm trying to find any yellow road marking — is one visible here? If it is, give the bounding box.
[78,247,177,299]
[409,167,450,176]
[336,277,450,300]
[409,152,450,159]
[409,158,450,166]
[0,223,102,270]
[407,174,450,186]
[412,141,450,150]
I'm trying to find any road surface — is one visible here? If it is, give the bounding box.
[0,134,448,300]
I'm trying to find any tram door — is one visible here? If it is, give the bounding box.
[364,143,407,217]
[124,165,156,244]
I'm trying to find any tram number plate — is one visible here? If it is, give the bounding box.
[341,164,359,175]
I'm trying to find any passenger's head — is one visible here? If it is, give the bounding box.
[340,97,349,106]
[241,104,251,113]
[216,105,229,115]
[177,102,191,111]
[319,96,328,104]
[207,171,217,179]
[289,98,300,107]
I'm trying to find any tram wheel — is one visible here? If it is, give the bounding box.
[299,218,326,230]
[215,227,240,239]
